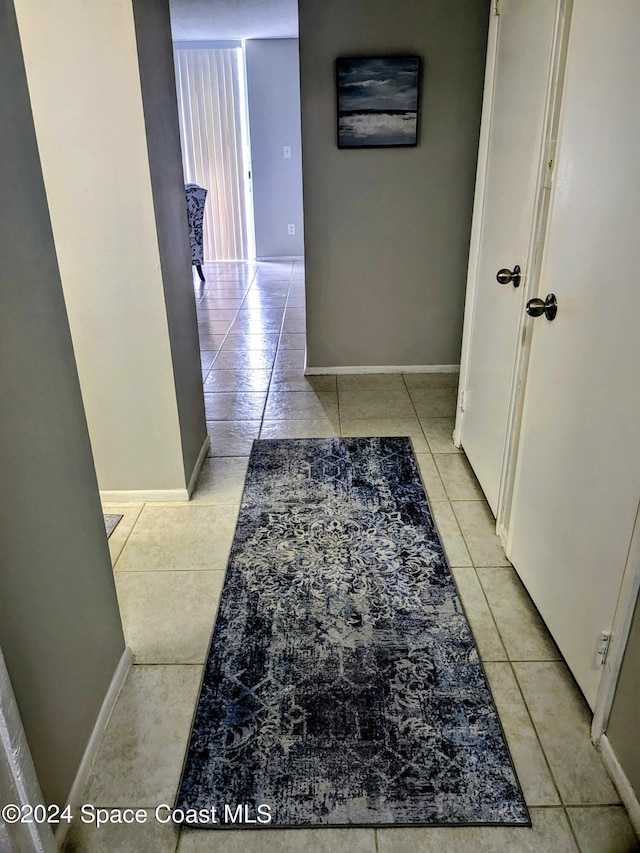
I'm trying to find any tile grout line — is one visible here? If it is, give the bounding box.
[449,497,509,572]
[173,822,182,853]
[202,263,292,423]
[110,505,146,572]
[402,371,433,451]
[431,451,486,504]
[449,497,569,810]
[508,658,567,809]
[466,565,509,662]
[257,273,295,437]
[337,366,345,437]
[116,567,229,574]
[432,453,460,503]
[431,473,570,813]
[129,662,205,668]
[468,556,590,814]
[430,496,472,569]
[563,804,583,852]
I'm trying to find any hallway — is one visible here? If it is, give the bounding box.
[80,261,639,852]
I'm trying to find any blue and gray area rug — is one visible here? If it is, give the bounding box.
[103,513,123,538]
[177,437,529,828]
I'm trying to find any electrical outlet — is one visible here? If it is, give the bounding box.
[287,224,295,235]
[283,146,292,159]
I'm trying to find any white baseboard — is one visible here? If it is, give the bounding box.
[186,435,210,498]
[305,364,460,376]
[100,436,211,504]
[599,733,640,836]
[100,487,190,502]
[54,646,133,847]
[100,436,210,503]
[255,255,304,262]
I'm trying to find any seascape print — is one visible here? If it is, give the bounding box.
[337,57,420,148]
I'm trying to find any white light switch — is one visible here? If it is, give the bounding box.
[283,146,292,159]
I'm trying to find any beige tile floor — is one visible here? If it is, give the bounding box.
[83,260,639,853]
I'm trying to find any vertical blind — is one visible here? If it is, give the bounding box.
[174,47,249,261]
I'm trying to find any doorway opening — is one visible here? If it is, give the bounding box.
[174,41,255,262]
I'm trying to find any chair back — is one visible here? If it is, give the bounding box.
[185,183,208,266]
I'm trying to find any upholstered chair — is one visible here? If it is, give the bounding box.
[185,183,208,281]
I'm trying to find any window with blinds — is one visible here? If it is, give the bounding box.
[174,46,252,261]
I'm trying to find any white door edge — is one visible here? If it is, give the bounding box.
[496,0,573,542]
[592,498,640,742]
[0,647,57,853]
[454,2,500,449]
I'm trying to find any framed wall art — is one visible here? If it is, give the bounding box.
[336,56,421,149]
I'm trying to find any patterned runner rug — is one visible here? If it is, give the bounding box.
[103,513,123,538]
[176,437,529,828]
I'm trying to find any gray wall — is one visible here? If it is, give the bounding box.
[298,0,489,368]
[133,0,208,484]
[608,591,640,798]
[0,0,125,807]
[246,39,305,258]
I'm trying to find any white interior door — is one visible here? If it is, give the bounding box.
[459,0,561,515]
[507,0,640,709]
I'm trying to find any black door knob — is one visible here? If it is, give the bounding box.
[526,293,557,321]
[496,265,521,287]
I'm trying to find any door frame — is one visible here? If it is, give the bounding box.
[0,647,57,853]
[455,0,573,547]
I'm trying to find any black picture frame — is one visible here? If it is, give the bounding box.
[336,56,421,149]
